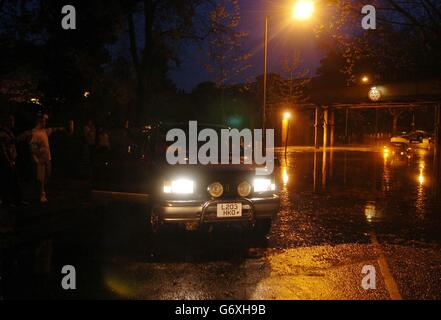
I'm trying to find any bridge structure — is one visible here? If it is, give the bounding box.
[301,80,441,150]
[302,79,441,197]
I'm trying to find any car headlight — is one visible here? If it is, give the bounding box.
[208,182,224,198]
[163,179,194,194]
[253,178,276,193]
[237,181,252,197]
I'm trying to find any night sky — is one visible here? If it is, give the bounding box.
[169,0,322,92]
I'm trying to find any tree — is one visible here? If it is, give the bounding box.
[258,53,309,111]
[125,0,246,122]
[203,0,251,122]
[0,0,44,101]
[0,0,126,113]
[280,53,310,105]
[204,1,251,88]
[315,0,441,84]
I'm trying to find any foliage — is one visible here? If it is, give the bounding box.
[315,0,441,84]
[125,0,248,122]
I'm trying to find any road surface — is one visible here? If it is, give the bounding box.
[2,147,441,300]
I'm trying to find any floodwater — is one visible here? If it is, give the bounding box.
[273,147,440,247]
[2,146,441,300]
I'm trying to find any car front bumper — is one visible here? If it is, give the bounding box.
[153,194,280,224]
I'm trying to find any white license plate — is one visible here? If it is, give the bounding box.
[217,203,242,218]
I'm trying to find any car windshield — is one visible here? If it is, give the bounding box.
[151,123,247,163]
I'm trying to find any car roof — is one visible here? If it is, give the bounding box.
[151,122,230,131]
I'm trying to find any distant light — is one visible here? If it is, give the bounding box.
[84,91,91,98]
[292,1,314,21]
[227,116,242,127]
[369,86,382,102]
[362,76,369,83]
[284,112,292,120]
[30,98,41,105]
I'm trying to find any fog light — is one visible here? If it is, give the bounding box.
[237,181,252,197]
[208,182,224,198]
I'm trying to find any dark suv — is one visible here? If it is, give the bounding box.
[92,123,280,236]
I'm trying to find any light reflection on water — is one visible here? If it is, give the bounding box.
[364,201,379,223]
[416,152,428,218]
[276,147,436,221]
[282,166,289,187]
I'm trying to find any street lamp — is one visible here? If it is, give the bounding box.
[292,0,315,21]
[262,0,314,131]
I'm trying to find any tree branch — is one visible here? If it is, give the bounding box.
[127,13,140,76]
[423,0,441,20]
[385,0,435,31]
[419,0,441,29]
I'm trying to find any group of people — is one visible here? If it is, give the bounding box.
[0,115,22,207]
[0,113,98,206]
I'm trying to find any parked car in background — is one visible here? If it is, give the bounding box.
[391,130,432,149]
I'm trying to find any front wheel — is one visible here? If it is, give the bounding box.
[149,207,163,234]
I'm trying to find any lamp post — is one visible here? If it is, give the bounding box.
[261,1,314,131]
[262,16,269,132]
[284,112,292,159]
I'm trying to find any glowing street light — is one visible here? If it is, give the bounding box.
[261,1,314,132]
[292,0,315,21]
[284,112,292,120]
[361,76,370,84]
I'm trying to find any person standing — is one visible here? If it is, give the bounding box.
[83,119,96,170]
[0,114,23,208]
[83,120,96,149]
[30,114,63,203]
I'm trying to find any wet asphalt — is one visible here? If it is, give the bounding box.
[3,147,441,300]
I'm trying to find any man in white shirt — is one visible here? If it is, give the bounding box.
[30,114,63,203]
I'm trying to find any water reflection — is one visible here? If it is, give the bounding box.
[279,156,291,193]
[311,149,328,192]
[322,148,327,190]
[382,150,392,193]
[282,166,289,187]
[364,201,380,223]
[383,146,390,160]
[416,156,427,218]
[313,151,318,192]
[418,163,425,186]
[277,145,435,221]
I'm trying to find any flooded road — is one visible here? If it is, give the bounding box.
[3,147,441,300]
